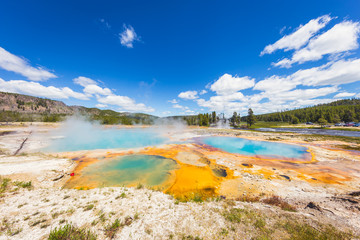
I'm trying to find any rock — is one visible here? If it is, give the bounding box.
[305,202,322,212]
[52,174,64,181]
[279,175,291,181]
[348,191,360,197]
[124,216,133,226]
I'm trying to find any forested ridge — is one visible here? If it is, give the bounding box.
[0,92,158,124]
[249,99,360,123]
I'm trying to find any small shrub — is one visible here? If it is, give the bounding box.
[115,192,126,199]
[48,223,97,240]
[13,181,32,189]
[236,195,260,202]
[104,219,121,239]
[84,204,94,211]
[192,193,203,203]
[262,196,296,212]
[0,177,11,193]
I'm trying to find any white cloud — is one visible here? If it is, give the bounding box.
[162,111,171,115]
[261,15,331,55]
[97,95,154,112]
[0,78,89,100]
[168,99,178,104]
[196,57,360,115]
[210,74,255,95]
[73,76,97,87]
[178,90,198,100]
[95,103,108,108]
[255,58,360,94]
[254,75,297,93]
[200,90,207,95]
[184,109,195,114]
[274,21,360,67]
[266,86,338,103]
[119,25,139,48]
[74,76,112,96]
[292,58,360,86]
[334,92,356,98]
[172,104,185,109]
[83,85,112,96]
[0,47,56,81]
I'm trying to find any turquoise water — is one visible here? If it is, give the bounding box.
[201,136,308,158]
[46,128,167,152]
[68,155,178,187]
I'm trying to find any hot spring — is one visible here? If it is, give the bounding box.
[44,121,167,152]
[50,120,312,197]
[65,155,178,189]
[199,136,310,159]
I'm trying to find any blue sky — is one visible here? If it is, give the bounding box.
[0,0,360,117]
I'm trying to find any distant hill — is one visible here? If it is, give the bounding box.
[0,92,158,124]
[242,98,360,124]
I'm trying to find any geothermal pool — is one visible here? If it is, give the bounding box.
[46,128,167,152]
[200,136,309,159]
[65,155,178,189]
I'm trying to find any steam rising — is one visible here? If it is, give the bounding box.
[44,116,193,152]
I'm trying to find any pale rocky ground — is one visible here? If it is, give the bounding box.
[0,123,359,239]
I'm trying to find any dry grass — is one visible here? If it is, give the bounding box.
[262,196,297,212]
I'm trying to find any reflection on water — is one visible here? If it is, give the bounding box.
[201,136,309,158]
[256,127,360,137]
[65,155,178,189]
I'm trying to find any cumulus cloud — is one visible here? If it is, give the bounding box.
[273,21,360,68]
[195,56,360,115]
[95,103,108,108]
[200,90,207,95]
[119,24,139,48]
[83,85,112,96]
[292,58,360,86]
[0,47,56,81]
[73,76,97,87]
[255,58,360,94]
[334,92,356,98]
[0,78,89,100]
[261,15,331,55]
[74,76,112,96]
[210,74,255,95]
[73,76,153,113]
[97,95,154,112]
[178,90,198,100]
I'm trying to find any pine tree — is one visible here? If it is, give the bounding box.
[247,108,256,127]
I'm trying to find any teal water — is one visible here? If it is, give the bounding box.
[46,128,167,152]
[73,155,178,187]
[201,136,308,158]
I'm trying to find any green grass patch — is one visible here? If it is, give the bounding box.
[301,134,360,144]
[335,144,360,151]
[0,177,11,193]
[247,121,291,129]
[278,220,353,240]
[83,204,94,211]
[48,223,97,240]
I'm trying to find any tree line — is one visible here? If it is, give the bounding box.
[183,109,256,127]
[244,99,360,124]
